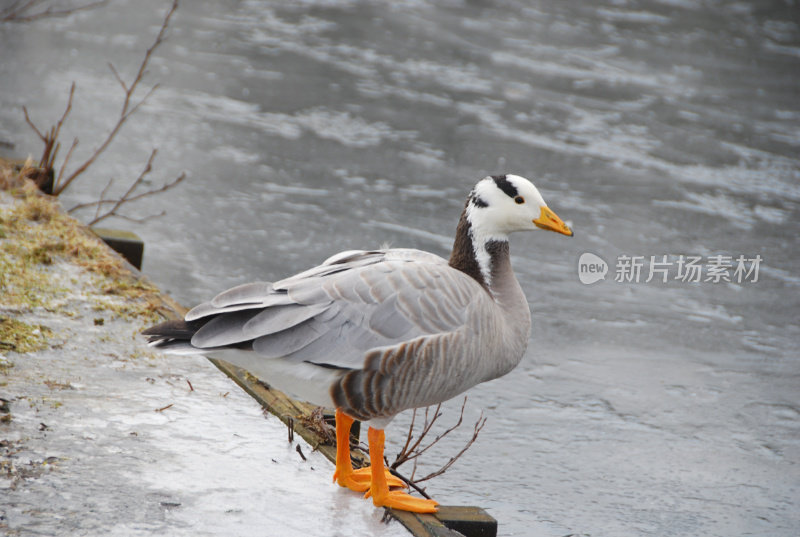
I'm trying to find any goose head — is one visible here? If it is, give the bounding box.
[466,174,573,240]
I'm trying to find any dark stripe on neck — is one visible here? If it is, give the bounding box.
[448,204,488,290]
[486,240,510,281]
[491,174,518,199]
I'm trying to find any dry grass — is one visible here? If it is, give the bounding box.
[0,317,51,354]
[1,162,165,328]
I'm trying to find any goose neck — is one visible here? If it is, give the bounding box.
[448,210,514,293]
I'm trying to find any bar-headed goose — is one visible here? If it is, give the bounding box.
[143,174,573,513]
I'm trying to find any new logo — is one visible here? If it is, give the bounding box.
[578,252,608,285]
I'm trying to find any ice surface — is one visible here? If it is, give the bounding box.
[0,219,408,536]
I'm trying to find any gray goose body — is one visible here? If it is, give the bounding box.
[144,174,573,429]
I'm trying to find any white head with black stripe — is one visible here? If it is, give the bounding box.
[466,174,573,242]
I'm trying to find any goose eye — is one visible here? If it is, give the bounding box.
[514,196,525,204]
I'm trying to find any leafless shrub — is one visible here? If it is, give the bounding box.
[20,0,183,223]
[67,149,185,226]
[388,397,487,496]
[1,0,108,22]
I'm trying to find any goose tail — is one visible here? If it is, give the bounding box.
[142,318,228,355]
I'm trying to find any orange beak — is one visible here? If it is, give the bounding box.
[534,206,573,236]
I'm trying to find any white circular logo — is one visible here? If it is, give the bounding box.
[578,252,608,284]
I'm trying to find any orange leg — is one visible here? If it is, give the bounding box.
[332,409,404,492]
[365,427,438,513]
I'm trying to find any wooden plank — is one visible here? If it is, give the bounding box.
[91,227,144,270]
[207,357,365,467]
[387,510,462,537]
[433,506,498,537]
[389,507,497,537]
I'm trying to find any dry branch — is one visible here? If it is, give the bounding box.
[67,149,185,226]
[1,0,108,22]
[298,406,336,445]
[389,397,487,490]
[51,0,179,196]
[22,82,75,191]
[412,412,486,484]
[19,0,183,226]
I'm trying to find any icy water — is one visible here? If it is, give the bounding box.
[1,0,799,535]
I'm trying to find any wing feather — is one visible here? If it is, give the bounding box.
[186,284,293,321]
[369,296,413,339]
[185,302,238,321]
[286,327,356,366]
[361,270,396,303]
[178,249,482,374]
[211,282,274,308]
[191,309,261,348]
[252,318,327,358]
[242,302,331,339]
[274,252,478,370]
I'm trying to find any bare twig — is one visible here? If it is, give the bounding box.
[104,210,168,225]
[409,403,463,464]
[396,404,419,465]
[413,412,486,484]
[389,397,486,488]
[298,407,336,445]
[92,176,115,222]
[67,148,185,225]
[391,402,445,469]
[18,0,182,217]
[53,0,179,195]
[388,468,433,499]
[1,0,108,23]
[22,106,46,142]
[22,82,76,190]
[108,62,128,93]
[57,136,79,187]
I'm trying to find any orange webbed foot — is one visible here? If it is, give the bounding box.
[334,466,406,492]
[368,489,439,513]
[365,427,439,513]
[333,409,406,492]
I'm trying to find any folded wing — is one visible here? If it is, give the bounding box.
[147,249,480,374]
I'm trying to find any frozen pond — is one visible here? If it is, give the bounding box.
[1,0,798,535]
